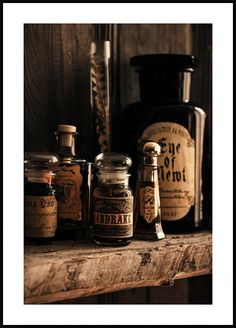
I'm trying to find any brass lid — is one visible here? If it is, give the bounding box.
[138,140,161,166]
[24,152,59,170]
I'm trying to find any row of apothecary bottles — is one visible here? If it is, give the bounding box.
[24,125,165,245]
[25,54,208,245]
[25,123,201,246]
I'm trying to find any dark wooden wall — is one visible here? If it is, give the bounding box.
[24,24,212,304]
[24,24,93,159]
[24,24,212,157]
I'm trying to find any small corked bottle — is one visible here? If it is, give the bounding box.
[24,152,58,244]
[54,124,91,239]
[134,140,165,240]
[93,152,134,246]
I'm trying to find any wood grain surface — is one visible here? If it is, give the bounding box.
[24,231,212,304]
[24,24,93,159]
[117,24,192,110]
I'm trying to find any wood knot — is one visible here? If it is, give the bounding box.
[160,279,175,287]
[139,252,151,266]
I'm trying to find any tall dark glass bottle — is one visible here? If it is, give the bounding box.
[122,54,206,232]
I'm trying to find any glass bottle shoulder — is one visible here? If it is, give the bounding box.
[56,158,87,176]
[126,100,203,116]
[124,101,205,139]
[58,157,86,166]
[24,182,56,196]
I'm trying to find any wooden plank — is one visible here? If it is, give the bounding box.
[24,231,212,304]
[24,24,196,159]
[118,24,192,111]
[24,24,93,160]
[24,24,56,152]
[112,24,193,151]
[27,274,210,305]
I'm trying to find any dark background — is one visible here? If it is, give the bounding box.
[24,24,212,304]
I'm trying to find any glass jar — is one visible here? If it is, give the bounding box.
[93,152,133,246]
[24,152,58,244]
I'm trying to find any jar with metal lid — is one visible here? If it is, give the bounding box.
[93,152,134,246]
[24,152,59,244]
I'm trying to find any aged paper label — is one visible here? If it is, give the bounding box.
[142,122,195,221]
[55,164,83,220]
[93,195,133,238]
[24,195,57,237]
[139,186,159,223]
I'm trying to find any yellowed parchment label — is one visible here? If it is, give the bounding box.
[55,164,83,220]
[142,122,195,221]
[139,186,159,223]
[24,195,57,237]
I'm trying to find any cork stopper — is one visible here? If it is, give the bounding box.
[55,124,77,151]
[57,125,77,133]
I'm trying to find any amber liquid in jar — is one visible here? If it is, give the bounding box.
[24,153,58,244]
[24,180,57,244]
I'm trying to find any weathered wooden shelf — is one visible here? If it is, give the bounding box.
[24,231,212,304]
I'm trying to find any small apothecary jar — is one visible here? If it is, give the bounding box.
[93,152,134,246]
[24,152,59,244]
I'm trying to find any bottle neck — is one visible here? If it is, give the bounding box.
[55,132,77,159]
[138,70,192,104]
[137,165,158,183]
